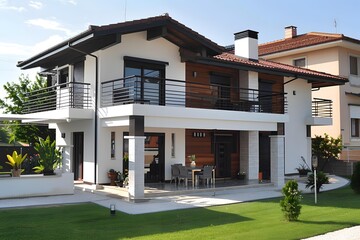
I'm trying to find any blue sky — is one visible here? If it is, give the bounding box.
[1,0,360,98]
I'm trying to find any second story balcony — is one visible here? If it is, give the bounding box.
[22,82,92,114]
[312,98,332,118]
[101,76,287,114]
[307,98,333,126]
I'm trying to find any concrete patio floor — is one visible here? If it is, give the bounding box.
[0,175,349,214]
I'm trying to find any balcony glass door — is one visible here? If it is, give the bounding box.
[124,59,165,105]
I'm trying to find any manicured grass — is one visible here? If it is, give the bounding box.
[0,186,359,240]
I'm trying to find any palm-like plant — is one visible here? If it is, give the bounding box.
[33,136,61,174]
[6,151,27,171]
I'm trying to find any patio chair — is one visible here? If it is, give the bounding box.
[197,165,213,186]
[178,166,192,187]
[170,164,181,184]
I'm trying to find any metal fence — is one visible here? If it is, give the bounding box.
[101,75,287,114]
[23,82,92,114]
[312,98,332,118]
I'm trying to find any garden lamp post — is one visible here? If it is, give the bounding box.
[312,155,318,204]
[110,204,116,216]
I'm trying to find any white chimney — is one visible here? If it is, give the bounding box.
[234,30,258,60]
[285,26,297,39]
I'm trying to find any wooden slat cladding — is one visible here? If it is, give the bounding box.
[185,129,240,178]
[186,63,239,109]
[185,129,214,167]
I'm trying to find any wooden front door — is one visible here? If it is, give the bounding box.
[215,142,232,178]
[73,132,84,180]
[259,132,271,180]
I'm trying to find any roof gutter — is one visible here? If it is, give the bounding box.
[17,32,94,69]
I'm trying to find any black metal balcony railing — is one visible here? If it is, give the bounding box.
[101,76,287,114]
[312,98,332,118]
[23,82,91,114]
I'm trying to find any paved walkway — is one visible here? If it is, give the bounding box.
[0,175,357,239]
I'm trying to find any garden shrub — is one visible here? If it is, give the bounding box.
[280,180,302,221]
[351,162,360,194]
[305,171,329,193]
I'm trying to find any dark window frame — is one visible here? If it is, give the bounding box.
[123,57,166,105]
[351,118,360,137]
[350,56,358,76]
[293,57,306,68]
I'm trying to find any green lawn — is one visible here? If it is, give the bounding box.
[0,186,359,240]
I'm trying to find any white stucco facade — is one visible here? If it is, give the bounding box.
[284,77,313,174]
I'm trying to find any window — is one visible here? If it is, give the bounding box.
[111,132,115,159]
[293,58,306,67]
[350,56,358,75]
[171,133,175,157]
[124,57,166,105]
[73,61,84,83]
[58,67,69,85]
[351,118,360,137]
[210,74,231,110]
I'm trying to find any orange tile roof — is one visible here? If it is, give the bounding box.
[259,32,360,56]
[213,52,347,82]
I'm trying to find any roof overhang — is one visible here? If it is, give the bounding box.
[260,40,360,59]
[17,15,224,70]
[190,56,347,88]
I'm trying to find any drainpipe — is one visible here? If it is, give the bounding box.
[68,44,99,185]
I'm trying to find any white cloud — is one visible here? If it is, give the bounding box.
[28,1,43,10]
[67,0,77,5]
[0,42,29,56]
[0,35,64,57]
[59,0,76,5]
[33,35,64,53]
[25,18,72,36]
[0,0,26,12]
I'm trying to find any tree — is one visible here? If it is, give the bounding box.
[280,180,302,221]
[312,133,342,171]
[0,74,55,144]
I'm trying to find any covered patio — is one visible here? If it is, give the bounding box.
[75,178,273,200]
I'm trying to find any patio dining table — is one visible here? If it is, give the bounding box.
[187,166,216,188]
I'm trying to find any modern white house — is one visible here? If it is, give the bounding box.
[16,15,346,199]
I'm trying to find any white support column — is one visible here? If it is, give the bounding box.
[270,135,285,188]
[124,136,146,200]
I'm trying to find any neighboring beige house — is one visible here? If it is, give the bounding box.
[259,26,360,161]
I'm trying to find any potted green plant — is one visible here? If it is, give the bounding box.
[237,171,246,180]
[33,136,61,175]
[295,163,311,176]
[6,151,27,177]
[188,154,196,168]
[107,169,118,186]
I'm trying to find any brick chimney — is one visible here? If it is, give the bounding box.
[285,26,297,39]
[234,30,258,60]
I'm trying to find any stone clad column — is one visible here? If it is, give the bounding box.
[270,135,285,188]
[125,115,145,200]
[248,131,259,182]
[240,131,259,183]
[125,135,145,200]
